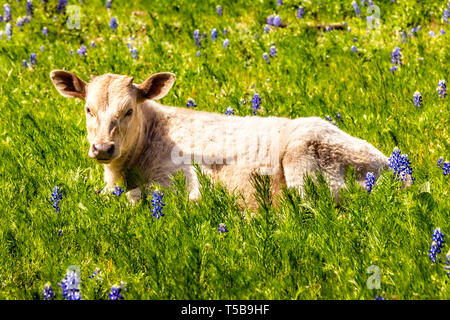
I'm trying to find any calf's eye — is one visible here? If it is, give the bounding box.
[86,107,92,116]
[124,109,133,117]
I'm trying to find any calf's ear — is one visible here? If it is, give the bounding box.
[135,72,175,102]
[50,70,87,100]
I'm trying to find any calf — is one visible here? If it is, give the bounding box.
[50,70,388,205]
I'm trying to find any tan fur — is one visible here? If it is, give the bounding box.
[50,70,389,207]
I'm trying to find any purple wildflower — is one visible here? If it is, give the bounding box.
[3,3,11,22]
[437,157,450,176]
[297,6,304,19]
[151,190,165,219]
[50,187,63,213]
[187,98,197,108]
[5,23,12,40]
[269,45,277,57]
[273,15,282,27]
[112,186,124,196]
[267,15,274,26]
[57,0,68,14]
[194,29,201,47]
[58,270,82,300]
[365,172,376,193]
[225,106,235,115]
[264,24,270,33]
[429,228,445,263]
[218,223,227,234]
[391,47,402,66]
[388,147,415,183]
[42,27,49,36]
[413,91,422,107]
[223,38,229,48]
[110,17,118,30]
[251,93,261,115]
[30,53,37,66]
[130,47,138,59]
[106,0,112,10]
[109,284,125,300]
[352,1,361,17]
[436,80,447,98]
[76,45,87,57]
[216,5,223,16]
[351,45,357,52]
[444,9,449,23]
[211,28,218,41]
[42,283,55,300]
[263,52,270,64]
[26,0,33,17]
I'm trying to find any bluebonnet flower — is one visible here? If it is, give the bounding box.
[336,112,342,122]
[351,45,357,52]
[391,47,402,66]
[374,295,386,300]
[16,17,27,27]
[352,1,361,17]
[365,172,376,193]
[130,47,138,59]
[437,157,450,176]
[223,38,229,48]
[216,5,223,16]
[273,15,282,27]
[42,27,49,36]
[440,29,446,36]
[40,45,44,52]
[3,3,11,22]
[429,228,445,263]
[445,252,450,275]
[151,190,165,219]
[70,49,73,55]
[187,98,197,108]
[5,23,12,40]
[401,31,407,43]
[388,147,415,183]
[413,91,422,107]
[196,50,201,57]
[251,93,261,115]
[225,106,235,115]
[30,53,37,66]
[436,80,447,98]
[325,115,332,122]
[0,14,3,23]
[428,31,436,37]
[59,270,82,300]
[277,0,282,5]
[58,0,68,14]
[444,9,449,23]
[239,98,246,105]
[58,229,63,236]
[263,52,270,64]
[223,28,228,35]
[218,223,227,234]
[76,45,87,57]
[109,284,125,300]
[89,267,103,281]
[368,0,374,5]
[194,29,201,47]
[106,0,112,10]
[211,28,218,41]
[90,41,96,47]
[390,65,397,72]
[267,15,274,26]
[26,0,33,17]
[51,187,63,213]
[110,17,118,30]
[112,186,124,196]
[297,6,304,19]
[264,24,270,33]
[42,283,55,300]
[269,45,277,57]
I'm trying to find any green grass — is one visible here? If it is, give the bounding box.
[0,0,449,300]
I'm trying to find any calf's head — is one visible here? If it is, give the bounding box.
[50,70,175,163]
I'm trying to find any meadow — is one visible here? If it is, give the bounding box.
[0,0,449,300]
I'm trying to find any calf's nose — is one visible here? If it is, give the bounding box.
[92,143,115,160]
